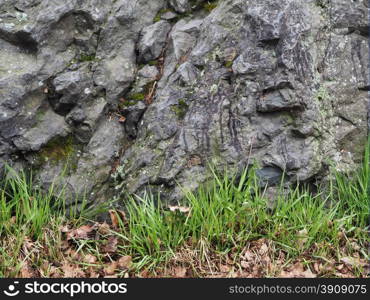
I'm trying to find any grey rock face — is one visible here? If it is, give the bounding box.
[13,109,70,151]
[0,0,368,207]
[169,0,191,13]
[114,0,369,201]
[138,20,172,63]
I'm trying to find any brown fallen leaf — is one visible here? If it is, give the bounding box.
[20,262,37,278]
[104,261,118,275]
[60,225,70,233]
[66,225,95,240]
[60,240,70,251]
[280,263,316,278]
[104,274,119,278]
[242,250,255,261]
[98,222,111,235]
[139,269,150,278]
[83,254,97,264]
[336,264,345,271]
[109,210,120,229]
[22,236,35,253]
[86,267,100,278]
[340,257,365,268]
[116,210,128,224]
[313,262,320,273]
[219,264,231,273]
[258,243,269,256]
[240,260,250,269]
[102,236,118,253]
[49,266,62,278]
[62,262,85,278]
[301,268,316,278]
[173,266,187,278]
[118,256,132,269]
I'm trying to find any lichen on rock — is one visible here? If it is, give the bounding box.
[0,0,368,206]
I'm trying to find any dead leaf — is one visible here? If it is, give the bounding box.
[66,225,95,240]
[336,264,345,271]
[62,262,85,278]
[60,240,70,251]
[139,269,150,278]
[49,266,62,278]
[244,253,254,262]
[168,205,191,214]
[60,225,70,233]
[83,254,97,264]
[109,210,120,229]
[313,262,320,273]
[98,222,111,235]
[301,268,316,278]
[280,263,316,278]
[240,261,250,269]
[116,210,128,223]
[118,256,132,269]
[104,261,118,275]
[86,267,100,278]
[22,236,35,253]
[20,262,37,278]
[340,257,364,268]
[219,264,231,273]
[258,243,269,256]
[102,236,118,253]
[173,266,187,277]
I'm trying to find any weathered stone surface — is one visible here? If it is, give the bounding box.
[138,20,172,63]
[13,109,70,151]
[169,0,191,14]
[114,0,369,201]
[138,65,160,79]
[0,0,368,207]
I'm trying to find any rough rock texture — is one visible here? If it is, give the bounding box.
[0,0,368,206]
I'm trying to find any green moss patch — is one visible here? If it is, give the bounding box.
[79,54,97,62]
[38,136,76,165]
[148,60,159,66]
[203,1,218,12]
[129,93,146,101]
[153,8,173,22]
[224,60,234,68]
[171,99,189,119]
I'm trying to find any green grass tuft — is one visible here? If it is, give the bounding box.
[0,140,368,276]
[115,141,369,268]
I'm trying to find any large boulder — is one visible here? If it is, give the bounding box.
[0,0,368,206]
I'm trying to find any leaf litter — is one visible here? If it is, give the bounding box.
[1,213,368,278]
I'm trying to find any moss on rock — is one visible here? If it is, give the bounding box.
[171,99,189,119]
[38,136,76,165]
